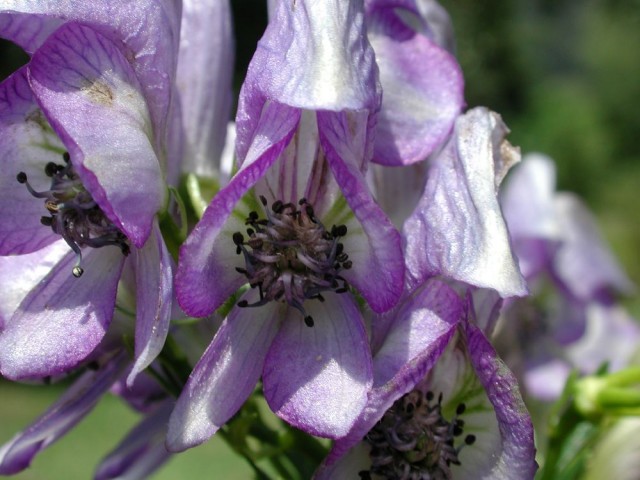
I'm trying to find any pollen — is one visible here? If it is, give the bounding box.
[232,196,352,326]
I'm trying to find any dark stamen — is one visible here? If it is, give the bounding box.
[362,390,475,479]
[18,153,129,277]
[232,197,353,326]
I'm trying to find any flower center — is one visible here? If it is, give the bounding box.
[232,196,352,327]
[17,152,130,277]
[360,390,476,480]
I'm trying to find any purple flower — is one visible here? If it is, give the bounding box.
[0,0,233,384]
[168,0,404,450]
[315,281,537,479]
[0,24,172,385]
[497,153,638,400]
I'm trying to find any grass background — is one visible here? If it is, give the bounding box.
[1,0,639,478]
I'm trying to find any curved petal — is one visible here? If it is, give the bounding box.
[372,279,463,387]
[553,192,634,300]
[28,22,165,247]
[455,321,537,479]
[0,352,129,475]
[404,107,527,298]
[0,0,181,140]
[176,102,299,317]
[127,221,173,386]
[367,3,464,165]
[0,246,125,380]
[236,0,379,162]
[166,295,282,452]
[0,67,65,255]
[318,111,405,312]
[177,0,234,177]
[263,292,373,439]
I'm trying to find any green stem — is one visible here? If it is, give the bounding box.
[597,387,640,409]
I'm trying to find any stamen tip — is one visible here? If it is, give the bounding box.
[304,315,314,327]
[72,266,84,278]
[16,172,27,183]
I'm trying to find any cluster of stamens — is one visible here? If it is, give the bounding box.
[232,196,352,327]
[17,152,130,277]
[360,390,476,480]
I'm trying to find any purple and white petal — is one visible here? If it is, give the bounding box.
[404,107,527,298]
[449,321,537,479]
[553,192,634,300]
[0,240,67,329]
[366,2,464,165]
[236,0,379,164]
[318,111,405,313]
[166,295,282,452]
[127,221,173,386]
[95,400,173,480]
[0,352,129,475]
[0,67,66,255]
[28,22,165,248]
[176,103,299,317]
[0,0,181,139]
[372,279,463,387]
[177,0,234,177]
[263,293,373,439]
[0,246,125,380]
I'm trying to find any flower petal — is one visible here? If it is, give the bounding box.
[127,221,173,386]
[176,102,299,316]
[367,3,464,165]
[263,292,373,438]
[166,294,282,452]
[0,241,68,329]
[0,0,181,140]
[372,279,463,387]
[0,246,125,379]
[404,107,527,297]
[452,320,537,479]
[0,352,129,475]
[177,0,234,177]
[553,192,634,300]
[0,67,66,255]
[317,111,405,312]
[28,22,165,247]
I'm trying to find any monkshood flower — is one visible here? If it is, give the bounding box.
[315,280,537,479]
[497,153,638,400]
[168,0,404,450]
[0,0,234,385]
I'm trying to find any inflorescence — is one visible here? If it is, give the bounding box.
[17,152,130,277]
[360,390,476,480]
[232,196,352,327]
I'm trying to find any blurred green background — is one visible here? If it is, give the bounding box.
[1,0,639,478]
